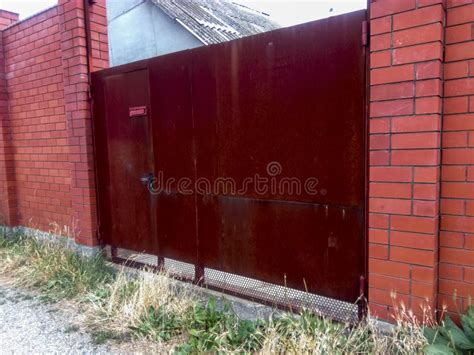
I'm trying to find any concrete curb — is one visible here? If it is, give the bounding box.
[0,225,101,257]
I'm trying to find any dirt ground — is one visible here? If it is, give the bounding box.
[0,278,162,354]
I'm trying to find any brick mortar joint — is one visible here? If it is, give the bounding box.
[435,0,449,313]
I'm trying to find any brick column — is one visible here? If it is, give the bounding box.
[0,10,18,226]
[438,1,474,315]
[0,10,18,29]
[57,0,108,247]
[368,0,445,320]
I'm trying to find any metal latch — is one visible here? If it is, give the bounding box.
[139,173,154,186]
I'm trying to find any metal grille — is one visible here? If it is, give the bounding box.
[111,247,195,280]
[108,247,358,323]
[164,258,195,280]
[204,267,358,323]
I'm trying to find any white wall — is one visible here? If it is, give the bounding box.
[107,0,202,66]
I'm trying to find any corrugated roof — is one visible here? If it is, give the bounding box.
[151,0,280,44]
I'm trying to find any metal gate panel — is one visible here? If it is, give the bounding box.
[148,52,197,264]
[198,198,364,302]
[92,68,157,253]
[191,11,366,302]
[191,13,365,208]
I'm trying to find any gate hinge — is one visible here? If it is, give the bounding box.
[87,82,93,101]
[362,20,368,46]
[96,225,104,248]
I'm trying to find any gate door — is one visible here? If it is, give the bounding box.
[93,68,157,253]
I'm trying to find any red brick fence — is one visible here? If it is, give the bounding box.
[0,0,472,322]
[368,0,474,319]
[0,0,107,247]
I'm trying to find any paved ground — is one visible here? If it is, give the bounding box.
[0,279,113,354]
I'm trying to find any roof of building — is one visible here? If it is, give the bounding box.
[151,0,280,45]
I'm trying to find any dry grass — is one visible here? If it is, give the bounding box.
[0,228,432,353]
[86,266,194,338]
[258,306,429,354]
[384,298,434,354]
[0,229,114,301]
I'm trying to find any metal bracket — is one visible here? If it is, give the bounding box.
[357,275,367,321]
[362,20,368,47]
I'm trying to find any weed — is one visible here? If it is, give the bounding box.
[64,325,80,334]
[424,304,474,354]
[260,310,351,353]
[178,297,265,352]
[92,330,122,345]
[19,293,33,301]
[131,305,182,342]
[385,299,431,354]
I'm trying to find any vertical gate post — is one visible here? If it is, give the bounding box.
[438,1,474,317]
[157,256,165,271]
[358,275,367,320]
[368,0,444,321]
[195,264,205,285]
[57,0,109,250]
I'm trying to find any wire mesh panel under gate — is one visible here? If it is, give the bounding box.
[92,9,367,320]
[109,247,359,323]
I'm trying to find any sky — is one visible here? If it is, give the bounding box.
[0,0,57,19]
[0,0,367,25]
[237,0,366,26]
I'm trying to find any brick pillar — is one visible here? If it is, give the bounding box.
[0,10,18,29]
[438,1,474,315]
[57,0,108,247]
[0,10,18,226]
[368,0,445,320]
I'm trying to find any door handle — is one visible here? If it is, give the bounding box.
[139,173,154,187]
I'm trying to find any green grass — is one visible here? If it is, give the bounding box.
[0,230,430,353]
[64,325,80,334]
[178,297,265,352]
[91,330,123,345]
[0,232,115,301]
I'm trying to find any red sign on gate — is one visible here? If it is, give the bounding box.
[129,106,147,117]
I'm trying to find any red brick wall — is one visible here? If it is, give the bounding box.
[369,0,445,319]
[0,1,108,246]
[3,7,70,231]
[439,0,474,314]
[58,0,108,246]
[369,0,474,321]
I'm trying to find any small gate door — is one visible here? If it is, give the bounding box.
[93,68,156,253]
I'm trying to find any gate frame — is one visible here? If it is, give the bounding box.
[91,9,371,321]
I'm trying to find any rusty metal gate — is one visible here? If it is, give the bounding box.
[92,10,367,320]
